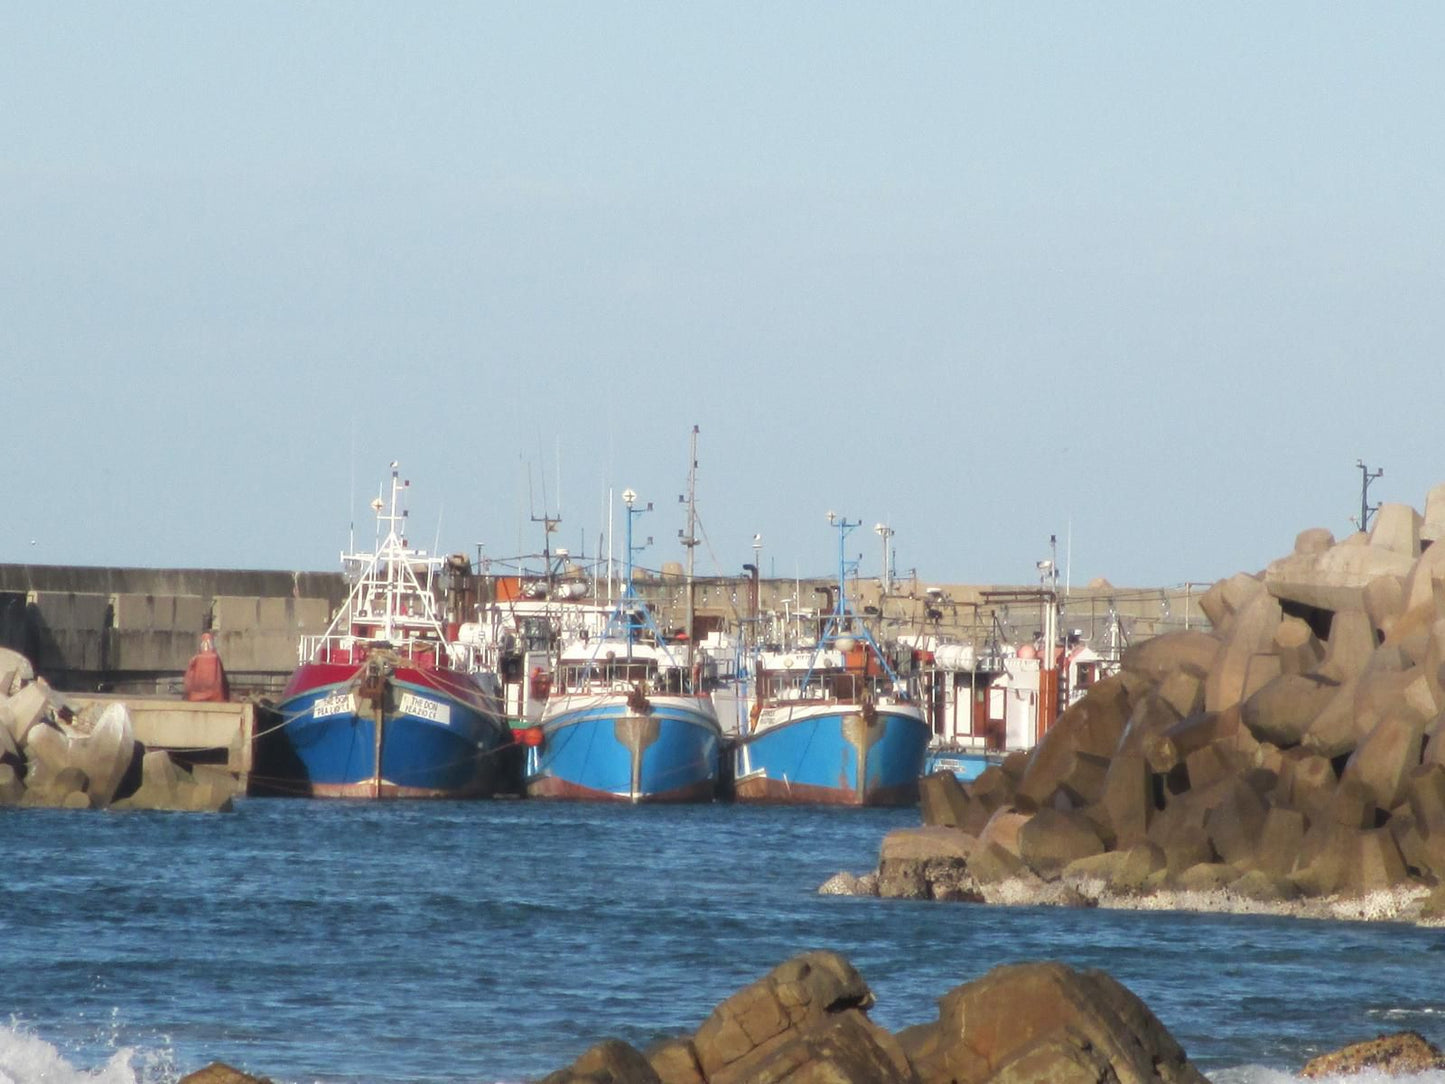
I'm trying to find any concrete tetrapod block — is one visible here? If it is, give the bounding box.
[1199,573,1268,638]
[1371,503,1424,559]
[918,771,972,829]
[1121,631,1222,682]
[1242,672,1341,748]
[1014,677,1136,809]
[1403,539,1445,621]
[1265,541,1417,616]
[1273,747,1340,824]
[977,807,1031,857]
[1202,777,1270,866]
[1157,669,1205,719]
[1017,808,1106,881]
[1316,609,1379,685]
[1341,708,1430,813]
[3,682,54,746]
[1273,616,1325,676]
[69,702,136,808]
[1424,482,1445,545]
[1364,575,1407,638]
[1204,593,1283,713]
[1093,750,1154,850]
[1254,806,1308,878]
[1405,763,1445,835]
[0,647,35,696]
[1294,527,1337,556]
[1303,677,1370,760]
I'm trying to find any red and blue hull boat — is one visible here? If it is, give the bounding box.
[273,655,510,798]
[260,462,513,799]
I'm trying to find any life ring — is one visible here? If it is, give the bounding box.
[529,667,552,701]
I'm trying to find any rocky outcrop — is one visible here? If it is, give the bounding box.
[1300,1030,1445,1077]
[0,650,238,812]
[862,485,1445,921]
[540,953,1206,1084]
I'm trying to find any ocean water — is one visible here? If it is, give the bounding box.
[4,799,1445,1084]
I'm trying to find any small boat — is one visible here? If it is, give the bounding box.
[732,515,930,806]
[525,486,722,803]
[263,464,512,798]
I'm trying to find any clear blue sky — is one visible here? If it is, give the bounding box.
[3,4,1441,588]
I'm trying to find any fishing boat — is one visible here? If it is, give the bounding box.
[525,483,722,803]
[732,514,930,806]
[262,464,512,798]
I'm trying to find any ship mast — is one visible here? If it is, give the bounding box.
[682,425,700,682]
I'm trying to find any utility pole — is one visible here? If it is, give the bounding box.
[1354,460,1384,533]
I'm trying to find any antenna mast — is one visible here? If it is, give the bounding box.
[681,425,700,678]
[1354,459,1383,533]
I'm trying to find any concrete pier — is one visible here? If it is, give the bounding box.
[65,694,261,782]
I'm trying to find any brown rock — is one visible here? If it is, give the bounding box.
[715,1009,917,1084]
[1301,1031,1445,1078]
[897,961,1207,1084]
[692,952,874,1084]
[877,828,978,901]
[646,1037,705,1084]
[542,1039,661,1084]
[177,1063,272,1084]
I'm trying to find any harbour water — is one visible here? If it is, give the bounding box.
[4,799,1445,1084]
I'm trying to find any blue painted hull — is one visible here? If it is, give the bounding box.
[526,695,721,803]
[270,676,510,798]
[733,703,930,806]
[925,748,1003,783]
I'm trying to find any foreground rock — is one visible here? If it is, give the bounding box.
[540,952,1206,1084]
[862,483,1445,921]
[1301,1030,1445,1077]
[0,650,238,812]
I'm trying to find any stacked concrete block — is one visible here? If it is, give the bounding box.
[0,651,236,812]
[895,481,1445,908]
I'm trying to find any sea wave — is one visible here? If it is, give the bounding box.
[0,1024,183,1084]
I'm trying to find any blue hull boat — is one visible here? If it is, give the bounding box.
[733,701,929,806]
[262,463,512,799]
[923,746,1004,783]
[273,665,511,798]
[526,693,721,802]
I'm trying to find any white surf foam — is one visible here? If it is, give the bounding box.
[1210,1067,1445,1084]
[0,1024,148,1084]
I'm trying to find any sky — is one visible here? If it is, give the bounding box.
[2,4,1442,590]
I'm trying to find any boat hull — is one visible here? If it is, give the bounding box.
[264,662,511,799]
[526,694,721,803]
[733,702,930,806]
[924,747,1003,783]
